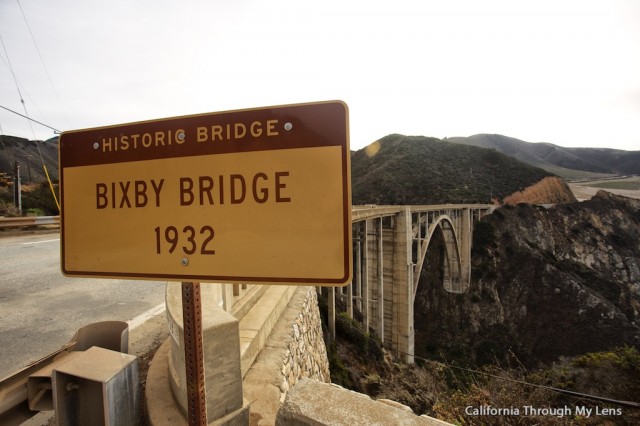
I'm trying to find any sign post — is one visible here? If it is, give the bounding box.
[181,281,206,425]
[59,101,352,424]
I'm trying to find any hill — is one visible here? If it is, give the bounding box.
[415,191,640,366]
[0,135,59,182]
[2,133,577,209]
[322,191,640,422]
[351,134,569,205]
[447,134,640,178]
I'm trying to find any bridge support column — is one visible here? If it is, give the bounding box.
[328,287,336,342]
[460,208,472,289]
[392,207,414,363]
[362,220,370,332]
[377,218,384,340]
[354,226,361,315]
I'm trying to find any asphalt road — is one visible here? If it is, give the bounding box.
[0,231,166,379]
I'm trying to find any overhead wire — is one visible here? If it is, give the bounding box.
[0,28,60,212]
[0,54,50,127]
[391,348,640,409]
[16,0,69,128]
[0,104,61,133]
[0,31,35,139]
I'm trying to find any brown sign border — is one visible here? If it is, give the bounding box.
[59,101,352,285]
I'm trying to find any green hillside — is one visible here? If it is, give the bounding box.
[447,134,640,177]
[352,134,552,205]
[0,135,58,182]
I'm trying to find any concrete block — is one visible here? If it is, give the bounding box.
[276,378,452,426]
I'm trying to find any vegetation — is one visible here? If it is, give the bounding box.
[538,165,616,181]
[586,180,640,191]
[322,304,640,425]
[1,135,60,217]
[0,186,19,216]
[0,181,59,216]
[0,135,59,182]
[431,347,640,425]
[319,191,640,424]
[22,182,60,216]
[447,133,640,175]
[351,134,552,205]
[318,291,448,413]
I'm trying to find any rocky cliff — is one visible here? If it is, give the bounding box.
[503,176,576,205]
[414,191,640,367]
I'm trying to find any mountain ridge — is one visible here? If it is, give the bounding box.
[351,134,574,205]
[446,133,640,177]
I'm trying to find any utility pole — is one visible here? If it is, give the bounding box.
[13,160,22,215]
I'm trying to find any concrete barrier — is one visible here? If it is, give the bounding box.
[276,378,453,426]
[165,283,249,424]
[149,284,331,425]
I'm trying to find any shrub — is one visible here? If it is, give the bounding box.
[21,182,59,216]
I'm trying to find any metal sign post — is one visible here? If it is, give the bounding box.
[181,281,207,425]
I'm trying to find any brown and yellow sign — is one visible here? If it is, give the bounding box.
[59,101,352,285]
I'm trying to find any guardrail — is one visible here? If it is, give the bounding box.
[0,216,60,229]
[0,321,129,424]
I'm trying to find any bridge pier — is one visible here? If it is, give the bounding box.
[362,220,370,333]
[373,219,384,341]
[329,204,494,365]
[392,207,414,363]
[460,208,472,288]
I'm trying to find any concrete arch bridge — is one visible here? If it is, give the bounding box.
[322,204,495,363]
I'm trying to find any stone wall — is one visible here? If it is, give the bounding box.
[279,287,331,399]
[243,286,330,425]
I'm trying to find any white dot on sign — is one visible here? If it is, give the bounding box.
[284,122,293,131]
[181,258,189,266]
[177,132,185,141]
[93,142,99,150]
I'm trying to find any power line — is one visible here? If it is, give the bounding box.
[0,31,35,139]
[16,0,69,128]
[0,53,50,122]
[0,104,61,133]
[392,349,640,409]
[0,25,60,213]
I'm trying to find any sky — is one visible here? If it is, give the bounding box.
[0,0,639,152]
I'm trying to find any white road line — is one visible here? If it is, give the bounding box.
[19,238,60,245]
[127,302,166,330]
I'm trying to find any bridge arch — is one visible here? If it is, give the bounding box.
[413,214,467,300]
[324,204,492,363]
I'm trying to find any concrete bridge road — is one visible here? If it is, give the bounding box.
[0,231,166,379]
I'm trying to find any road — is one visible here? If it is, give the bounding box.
[0,231,166,379]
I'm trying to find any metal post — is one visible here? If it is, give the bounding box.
[181,282,207,426]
